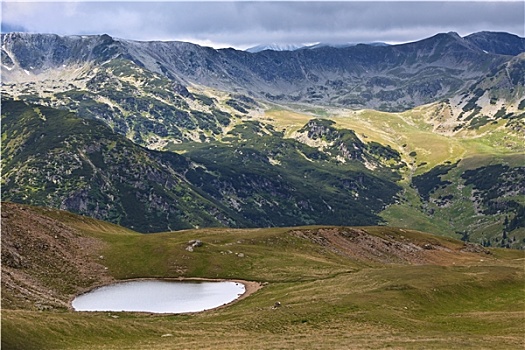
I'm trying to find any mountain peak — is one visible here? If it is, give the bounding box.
[246,43,307,53]
[464,31,525,55]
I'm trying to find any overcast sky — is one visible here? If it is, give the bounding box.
[2,1,524,49]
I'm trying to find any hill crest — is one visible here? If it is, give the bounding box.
[0,201,499,312]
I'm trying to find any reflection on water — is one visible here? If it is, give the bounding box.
[72,280,246,313]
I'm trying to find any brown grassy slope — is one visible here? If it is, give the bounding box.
[290,226,492,266]
[1,202,114,310]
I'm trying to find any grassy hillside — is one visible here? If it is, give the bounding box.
[2,202,524,349]
[260,105,525,248]
[3,97,524,246]
[2,98,403,231]
[0,98,249,232]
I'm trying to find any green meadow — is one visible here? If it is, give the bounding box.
[2,205,524,349]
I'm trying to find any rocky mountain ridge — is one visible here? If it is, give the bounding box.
[3,31,523,111]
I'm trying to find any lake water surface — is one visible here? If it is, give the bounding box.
[72,280,246,313]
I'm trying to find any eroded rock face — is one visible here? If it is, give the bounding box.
[1,33,114,71]
[460,242,491,254]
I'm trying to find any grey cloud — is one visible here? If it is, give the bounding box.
[2,2,523,49]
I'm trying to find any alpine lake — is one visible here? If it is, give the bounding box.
[72,280,246,313]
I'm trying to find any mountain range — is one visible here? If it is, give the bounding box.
[1,31,524,248]
[245,41,389,53]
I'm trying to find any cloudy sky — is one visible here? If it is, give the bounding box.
[2,1,524,49]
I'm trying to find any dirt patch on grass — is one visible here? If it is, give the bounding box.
[290,227,489,265]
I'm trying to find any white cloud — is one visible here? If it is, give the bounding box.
[2,1,523,49]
